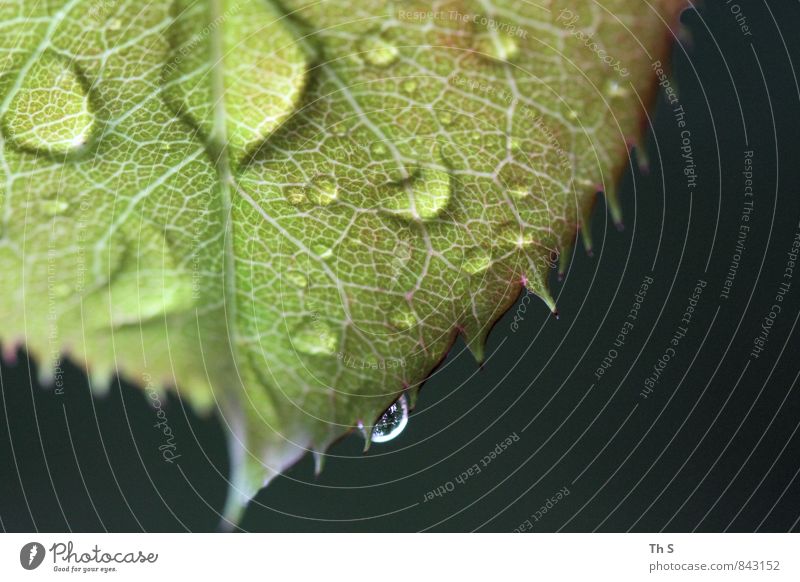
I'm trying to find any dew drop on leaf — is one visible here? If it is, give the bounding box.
[370,142,387,156]
[383,160,452,221]
[41,199,69,216]
[312,243,333,259]
[2,52,95,156]
[401,79,417,94]
[389,304,418,330]
[463,248,492,275]
[307,174,338,206]
[475,33,519,63]
[285,185,307,206]
[293,319,337,356]
[371,393,409,443]
[508,184,530,199]
[359,33,399,67]
[284,270,308,289]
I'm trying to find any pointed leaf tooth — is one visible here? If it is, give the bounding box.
[677,23,694,49]
[37,357,56,388]
[312,450,326,477]
[89,367,114,397]
[604,185,624,230]
[461,325,487,365]
[362,425,373,453]
[523,272,557,315]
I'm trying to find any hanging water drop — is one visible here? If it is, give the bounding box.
[359,33,399,67]
[2,52,95,156]
[371,394,409,444]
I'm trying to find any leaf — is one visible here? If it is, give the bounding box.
[0,0,685,523]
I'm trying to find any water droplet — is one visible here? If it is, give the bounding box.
[476,33,519,62]
[2,52,95,156]
[41,199,69,216]
[285,270,308,289]
[371,394,409,444]
[390,305,418,330]
[312,243,333,259]
[307,174,338,207]
[463,249,492,275]
[52,282,72,298]
[285,186,307,206]
[293,319,337,356]
[508,185,530,199]
[383,161,452,221]
[359,33,399,67]
[401,79,417,94]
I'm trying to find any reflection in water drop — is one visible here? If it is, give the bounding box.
[371,393,409,443]
[2,52,95,156]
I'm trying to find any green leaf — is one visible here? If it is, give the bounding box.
[0,0,685,523]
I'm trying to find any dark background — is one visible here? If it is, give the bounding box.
[2,2,799,532]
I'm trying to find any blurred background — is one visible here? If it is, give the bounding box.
[1,2,799,532]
